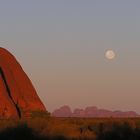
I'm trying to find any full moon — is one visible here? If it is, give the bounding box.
[105,50,115,60]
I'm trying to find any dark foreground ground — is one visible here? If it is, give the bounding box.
[0,117,140,140]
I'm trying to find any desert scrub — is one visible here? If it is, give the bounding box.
[30,111,50,118]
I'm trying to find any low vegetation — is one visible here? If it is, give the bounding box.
[0,117,140,139]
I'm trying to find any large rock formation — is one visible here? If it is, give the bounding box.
[0,48,46,119]
[52,106,140,118]
[52,106,72,117]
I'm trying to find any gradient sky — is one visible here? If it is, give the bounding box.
[0,0,140,113]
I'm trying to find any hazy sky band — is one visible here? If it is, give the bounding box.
[0,0,140,112]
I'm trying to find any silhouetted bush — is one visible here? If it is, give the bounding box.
[0,123,42,140]
[31,111,50,118]
[97,122,140,140]
[0,123,69,140]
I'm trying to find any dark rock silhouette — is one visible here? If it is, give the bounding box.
[0,48,46,119]
[52,106,140,118]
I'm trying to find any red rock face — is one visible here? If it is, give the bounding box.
[0,48,46,118]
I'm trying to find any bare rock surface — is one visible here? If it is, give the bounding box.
[0,48,46,118]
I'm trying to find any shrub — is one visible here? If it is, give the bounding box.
[31,111,50,118]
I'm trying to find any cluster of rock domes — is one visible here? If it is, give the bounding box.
[0,48,46,119]
[52,106,140,118]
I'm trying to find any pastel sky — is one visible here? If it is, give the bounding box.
[0,0,140,113]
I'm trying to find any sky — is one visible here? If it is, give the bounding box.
[0,0,140,113]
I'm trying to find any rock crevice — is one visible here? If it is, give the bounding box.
[0,48,46,119]
[0,68,21,118]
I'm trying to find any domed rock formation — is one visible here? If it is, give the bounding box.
[52,106,72,117]
[52,106,140,118]
[0,48,46,119]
